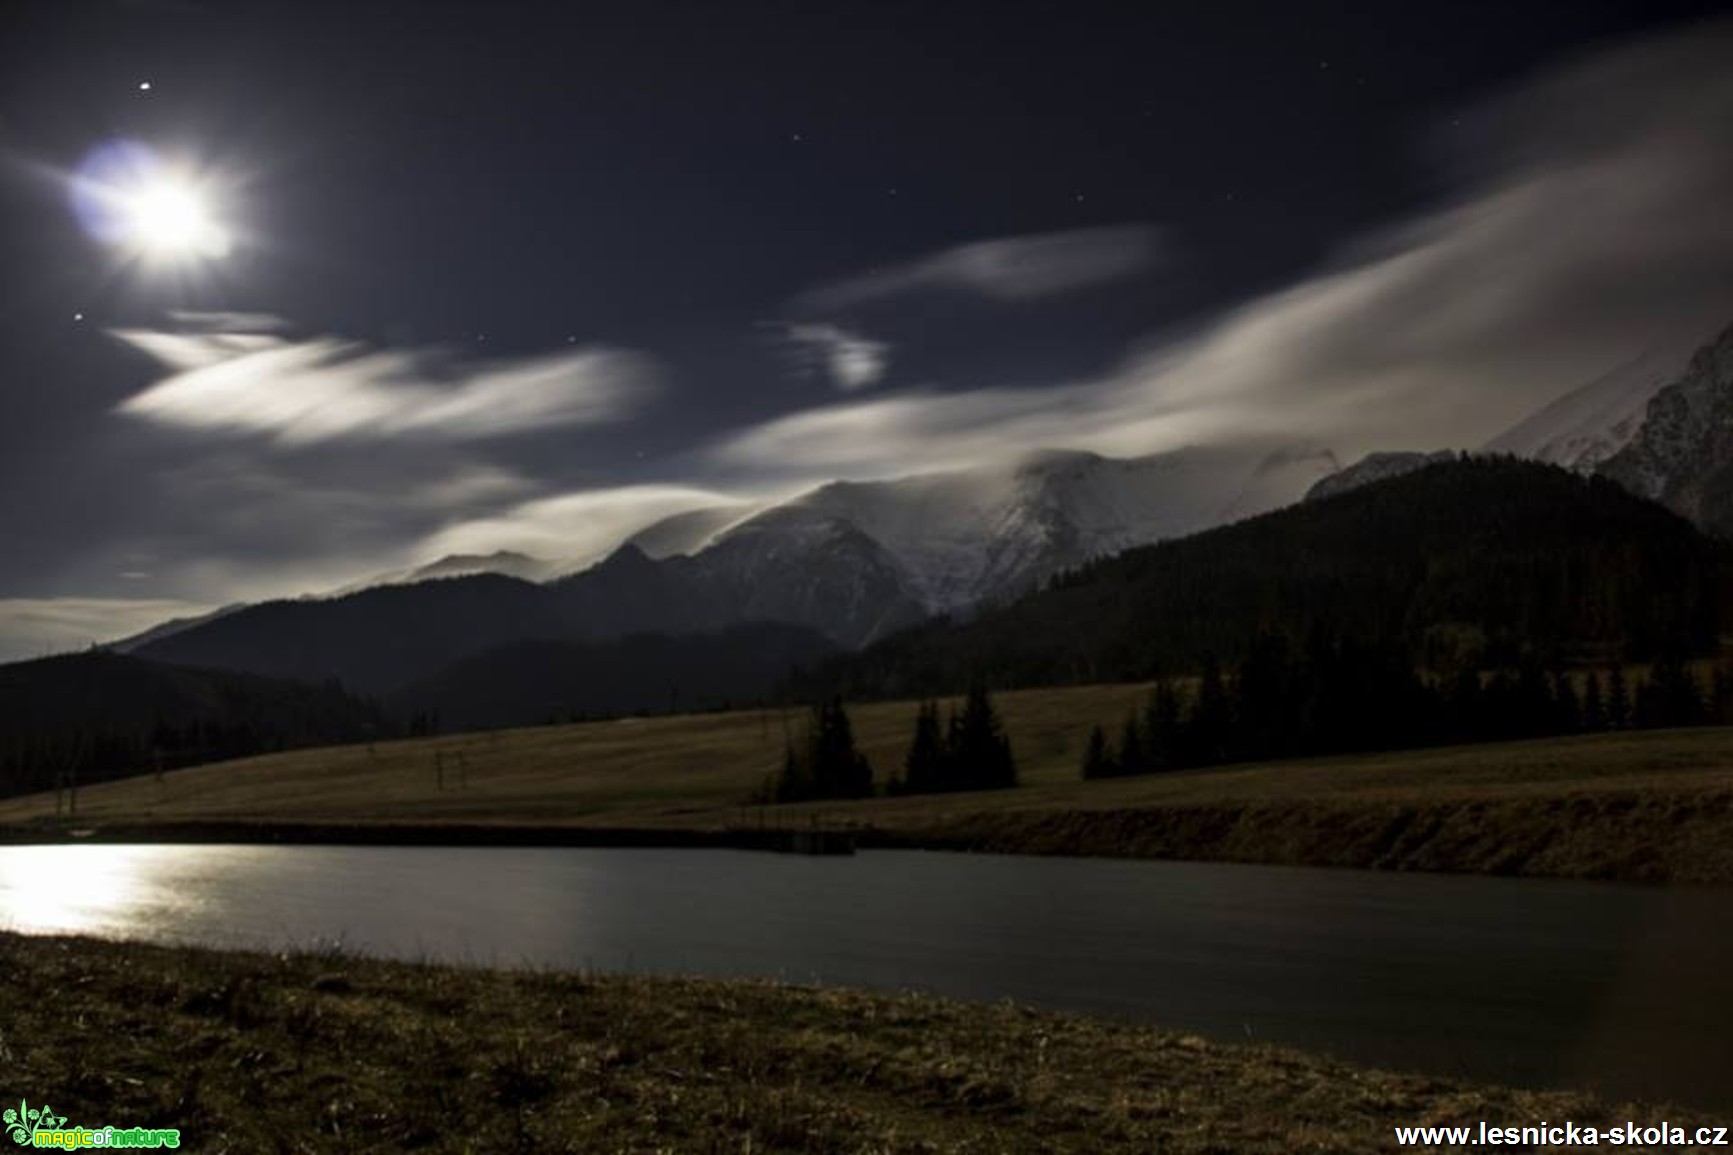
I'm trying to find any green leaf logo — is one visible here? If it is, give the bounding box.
[5,1098,65,1144]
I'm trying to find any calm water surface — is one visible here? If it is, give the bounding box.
[2,845,1730,1109]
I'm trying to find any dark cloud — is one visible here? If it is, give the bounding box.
[716,20,1733,476]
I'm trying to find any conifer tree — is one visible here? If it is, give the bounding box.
[776,697,873,801]
[951,684,1017,789]
[1143,679,1182,771]
[1605,666,1631,729]
[1117,711,1148,776]
[901,700,947,794]
[1582,671,1605,731]
[1185,654,1231,765]
[1080,723,1116,780]
[1646,653,1705,727]
[1551,671,1581,733]
[1448,666,1483,742]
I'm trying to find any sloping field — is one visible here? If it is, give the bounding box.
[3,683,1731,881]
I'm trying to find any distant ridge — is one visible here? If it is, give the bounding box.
[125,442,1343,688]
[818,456,1730,697]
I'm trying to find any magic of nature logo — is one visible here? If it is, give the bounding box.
[4,1098,181,1149]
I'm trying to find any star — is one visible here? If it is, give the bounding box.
[138,81,152,92]
[73,312,84,322]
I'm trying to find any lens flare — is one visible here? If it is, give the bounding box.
[70,140,233,263]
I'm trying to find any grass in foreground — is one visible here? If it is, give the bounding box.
[0,930,1696,1153]
[2,683,1731,882]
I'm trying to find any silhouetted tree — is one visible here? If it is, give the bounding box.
[1117,712,1148,777]
[776,697,873,802]
[1184,654,1231,765]
[1080,723,1116,781]
[899,700,947,795]
[1605,666,1631,730]
[1143,679,1183,771]
[1551,671,1581,732]
[1644,653,1705,728]
[951,685,1017,790]
[1582,671,1606,731]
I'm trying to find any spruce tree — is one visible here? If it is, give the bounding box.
[1647,654,1705,727]
[952,684,1017,789]
[902,700,947,794]
[1551,671,1581,733]
[775,739,810,802]
[1185,654,1231,765]
[1143,680,1182,770]
[1080,723,1116,780]
[1118,711,1148,776]
[1582,671,1605,731]
[777,697,873,801]
[1448,666,1483,743]
[1605,666,1631,729]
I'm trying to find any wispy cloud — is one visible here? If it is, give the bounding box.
[795,224,1165,312]
[773,322,890,391]
[0,597,215,662]
[723,21,1733,477]
[113,317,662,445]
[419,485,757,570]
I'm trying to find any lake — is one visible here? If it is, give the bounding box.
[2,844,1730,1109]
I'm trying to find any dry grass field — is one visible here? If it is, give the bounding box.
[2,929,1705,1154]
[3,682,1731,881]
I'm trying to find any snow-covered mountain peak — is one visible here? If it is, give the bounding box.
[699,441,1339,615]
[1482,344,1687,472]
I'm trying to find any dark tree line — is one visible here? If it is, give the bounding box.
[0,654,392,800]
[889,685,1017,795]
[766,687,1020,803]
[1082,634,1732,779]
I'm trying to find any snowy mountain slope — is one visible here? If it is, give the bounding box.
[708,442,1341,614]
[1599,320,1733,535]
[1306,451,1457,502]
[1483,345,1684,471]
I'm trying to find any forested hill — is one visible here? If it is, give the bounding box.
[390,623,838,731]
[0,651,390,799]
[817,456,1731,698]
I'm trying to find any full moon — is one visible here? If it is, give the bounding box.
[119,176,231,259]
[70,141,233,263]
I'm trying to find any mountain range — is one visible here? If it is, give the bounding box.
[128,441,1343,691]
[13,315,1731,744]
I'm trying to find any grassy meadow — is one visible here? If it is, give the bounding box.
[1,929,1705,1154]
[2,682,1731,881]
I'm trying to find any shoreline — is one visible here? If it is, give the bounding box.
[6,789,1733,886]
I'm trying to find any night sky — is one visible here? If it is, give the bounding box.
[2,0,1730,657]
